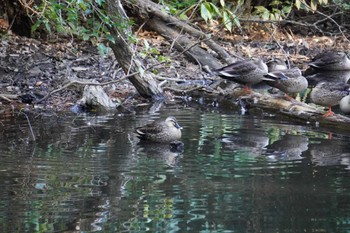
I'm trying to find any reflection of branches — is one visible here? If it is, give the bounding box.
[20,111,36,141]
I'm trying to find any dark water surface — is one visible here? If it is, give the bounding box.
[1,102,350,232]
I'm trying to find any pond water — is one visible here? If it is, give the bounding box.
[1,101,350,232]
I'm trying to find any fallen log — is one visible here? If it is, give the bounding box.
[123,0,231,69]
[218,87,350,132]
[147,18,222,69]
[167,81,350,132]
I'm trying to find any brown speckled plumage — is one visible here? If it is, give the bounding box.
[213,58,268,88]
[264,67,308,94]
[136,116,182,143]
[309,51,350,71]
[266,58,288,72]
[310,82,350,116]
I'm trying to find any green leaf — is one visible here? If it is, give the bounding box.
[83,34,90,41]
[220,0,225,7]
[209,2,221,16]
[295,0,301,10]
[143,39,150,51]
[282,5,292,14]
[95,0,104,5]
[254,6,268,13]
[179,12,188,20]
[262,10,270,20]
[311,0,317,11]
[106,34,115,43]
[31,20,42,32]
[233,17,241,28]
[200,3,212,22]
[222,11,232,32]
[97,43,109,56]
[225,10,241,28]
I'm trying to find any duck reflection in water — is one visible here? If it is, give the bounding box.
[220,129,269,155]
[136,141,184,167]
[265,134,309,160]
[310,138,350,167]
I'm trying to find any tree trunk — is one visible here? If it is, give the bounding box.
[1,0,32,37]
[122,0,234,69]
[105,0,164,100]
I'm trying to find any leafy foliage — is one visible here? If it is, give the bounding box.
[33,0,104,40]
[31,0,126,53]
[168,0,243,32]
[294,0,328,11]
[254,1,294,20]
[161,0,334,32]
[139,39,171,73]
[330,0,350,10]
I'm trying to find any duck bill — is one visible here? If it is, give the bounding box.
[175,122,183,129]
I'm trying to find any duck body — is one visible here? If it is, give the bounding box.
[264,67,308,94]
[306,70,350,87]
[266,58,288,72]
[136,116,182,143]
[213,58,268,88]
[308,51,350,71]
[310,81,350,115]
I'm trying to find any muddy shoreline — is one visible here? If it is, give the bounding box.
[1,32,350,114]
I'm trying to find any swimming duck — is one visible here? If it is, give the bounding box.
[266,58,288,72]
[308,51,350,71]
[212,58,268,91]
[340,95,350,114]
[135,116,182,143]
[310,81,350,116]
[264,67,308,96]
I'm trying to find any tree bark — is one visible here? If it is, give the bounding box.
[147,18,222,69]
[105,0,164,100]
[122,0,234,68]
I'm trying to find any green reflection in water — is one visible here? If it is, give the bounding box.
[0,107,350,232]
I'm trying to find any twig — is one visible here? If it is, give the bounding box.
[36,71,138,104]
[313,9,349,41]
[0,94,15,102]
[164,85,206,94]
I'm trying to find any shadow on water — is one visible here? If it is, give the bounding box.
[1,101,350,232]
